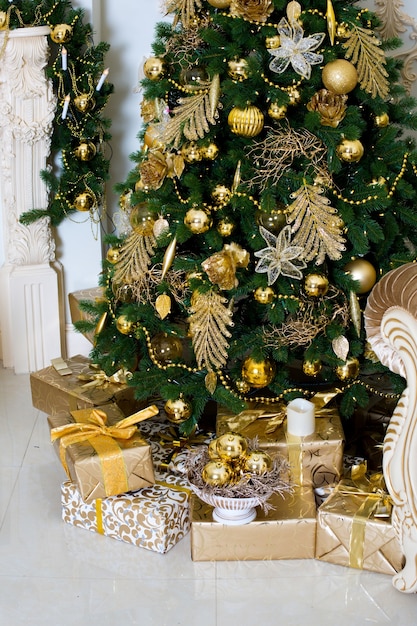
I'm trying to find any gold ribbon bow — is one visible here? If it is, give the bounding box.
[78,365,132,389]
[157,426,213,469]
[51,405,158,497]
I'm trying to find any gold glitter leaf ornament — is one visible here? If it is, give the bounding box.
[112,230,157,287]
[164,0,203,28]
[342,24,389,99]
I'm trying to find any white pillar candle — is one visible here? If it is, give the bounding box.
[61,94,70,120]
[96,68,109,91]
[286,398,315,436]
[61,47,67,71]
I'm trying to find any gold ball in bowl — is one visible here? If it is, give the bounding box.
[243,450,273,475]
[208,439,220,460]
[202,461,232,487]
[216,432,248,462]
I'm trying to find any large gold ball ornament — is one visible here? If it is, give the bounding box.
[217,218,235,237]
[143,57,165,80]
[241,356,276,388]
[344,258,377,294]
[74,142,96,162]
[228,105,264,137]
[254,286,275,304]
[227,58,249,81]
[50,24,72,43]
[336,138,364,163]
[0,12,7,29]
[211,185,232,205]
[268,102,287,120]
[181,141,202,163]
[335,357,360,381]
[202,461,232,487]
[243,450,273,474]
[150,332,183,363]
[374,112,389,128]
[207,0,232,7]
[201,142,219,160]
[216,432,248,462]
[164,397,192,424]
[303,359,322,377]
[74,93,95,113]
[184,208,212,234]
[73,191,95,212]
[322,59,358,95]
[256,208,287,234]
[116,315,134,335]
[304,273,329,297]
[130,203,157,236]
[106,247,120,264]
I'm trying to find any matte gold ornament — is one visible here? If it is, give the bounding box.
[254,286,275,304]
[342,25,390,99]
[116,315,134,335]
[256,208,287,235]
[73,191,95,212]
[344,258,377,294]
[207,0,232,7]
[74,93,95,113]
[130,203,157,236]
[227,58,249,81]
[0,12,7,29]
[336,138,364,163]
[181,141,202,163]
[201,142,219,160]
[303,359,322,376]
[153,216,170,238]
[322,59,358,95]
[150,332,183,363]
[228,106,264,137]
[335,357,360,381]
[216,432,248,462]
[265,35,280,49]
[268,102,287,120]
[184,208,212,234]
[241,356,276,388]
[374,112,389,128]
[304,273,329,297]
[164,396,192,424]
[74,142,96,161]
[211,185,232,205]
[143,57,165,80]
[155,294,172,320]
[202,460,232,487]
[106,247,120,264]
[243,450,273,474]
[217,218,235,237]
[50,24,72,44]
[332,335,350,361]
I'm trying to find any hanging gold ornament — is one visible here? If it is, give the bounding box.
[336,23,350,39]
[119,190,132,211]
[106,247,120,264]
[228,105,264,137]
[184,208,212,234]
[344,258,377,294]
[235,378,251,394]
[335,357,360,381]
[216,432,248,462]
[227,58,249,81]
[322,59,358,94]
[374,112,389,128]
[256,207,287,235]
[211,184,232,205]
[161,236,177,280]
[74,94,95,113]
[130,203,157,236]
[304,273,329,297]
[243,450,273,474]
[332,335,350,361]
[265,35,281,49]
[74,142,96,161]
[326,0,336,46]
[181,141,202,163]
[143,57,165,80]
[336,138,364,163]
[202,460,232,486]
[164,396,192,424]
[307,89,347,127]
[208,439,220,460]
[73,191,95,212]
[201,142,219,160]
[153,216,170,238]
[50,24,72,44]
[116,315,134,335]
[268,102,287,120]
[303,359,322,377]
[287,1,302,22]
[94,311,108,338]
[207,0,232,7]
[180,66,209,89]
[150,332,183,363]
[202,242,249,290]
[113,282,134,303]
[287,87,301,105]
[241,356,276,388]
[254,286,275,304]
[349,290,362,337]
[155,294,172,320]
[217,218,235,237]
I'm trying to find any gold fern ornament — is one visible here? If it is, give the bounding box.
[342,24,389,99]
[112,230,157,286]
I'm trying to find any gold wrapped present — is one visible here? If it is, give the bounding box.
[68,287,104,344]
[61,473,191,553]
[30,355,139,415]
[190,487,316,561]
[216,394,344,489]
[315,464,404,575]
[48,403,157,503]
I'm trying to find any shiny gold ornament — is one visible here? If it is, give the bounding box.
[113,283,134,304]
[0,12,7,29]
[106,247,120,264]
[241,356,276,388]
[349,290,362,337]
[228,105,264,138]
[265,35,281,49]
[208,439,220,460]
[216,432,248,462]
[307,89,347,127]
[180,66,209,89]
[116,315,134,335]
[374,112,389,128]
[150,332,182,363]
[74,142,96,161]
[244,450,273,474]
[322,59,358,95]
[254,286,275,304]
[326,0,336,45]
[184,208,212,234]
[287,87,301,105]
[344,258,377,294]
[211,185,232,205]
[287,1,302,22]
[164,396,192,424]
[201,142,219,160]
[304,273,329,297]
[256,208,287,235]
[181,141,202,163]
[217,218,235,237]
[207,0,232,7]
[73,191,95,212]
[335,357,360,381]
[336,138,364,163]
[235,378,251,394]
[50,24,72,44]
[94,312,108,338]
[336,23,350,39]
[227,58,249,81]
[119,190,132,211]
[143,57,165,80]
[74,93,95,113]
[268,102,287,120]
[202,460,232,487]
[303,359,322,377]
[161,236,177,280]
[130,203,157,236]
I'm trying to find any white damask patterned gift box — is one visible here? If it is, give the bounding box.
[61,472,191,554]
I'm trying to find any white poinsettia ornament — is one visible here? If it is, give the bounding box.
[254,225,306,284]
[268,17,325,79]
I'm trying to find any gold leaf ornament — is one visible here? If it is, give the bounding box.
[155,294,172,319]
[332,335,349,360]
[342,24,389,99]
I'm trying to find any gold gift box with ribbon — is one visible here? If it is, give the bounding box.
[30,355,140,416]
[68,287,104,344]
[315,463,404,575]
[48,403,158,503]
[216,392,345,489]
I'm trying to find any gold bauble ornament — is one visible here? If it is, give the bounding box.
[344,258,377,294]
[287,87,301,105]
[116,315,134,335]
[184,208,212,234]
[143,57,165,80]
[335,357,360,381]
[208,439,220,460]
[254,286,275,304]
[216,432,248,462]
[106,247,120,264]
[336,138,364,163]
[130,202,157,235]
[202,460,232,487]
[265,35,281,49]
[217,218,235,237]
[235,378,251,394]
[0,12,7,29]
[336,23,350,39]
[322,59,358,95]
[303,359,322,376]
[304,273,329,297]
[207,0,232,7]
[374,112,389,128]
[244,450,273,474]
[256,207,287,234]
[73,191,95,212]
[227,58,249,81]
[268,102,287,120]
[74,93,95,113]
[181,141,202,163]
[180,66,208,89]
[211,184,232,205]
[201,142,219,160]
[50,24,72,44]
[164,396,192,424]
[74,142,96,162]
[150,332,183,363]
[241,356,276,388]
[228,105,264,137]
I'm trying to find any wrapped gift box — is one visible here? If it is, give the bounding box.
[48,403,157,503]
[190,487,316,561]
[216,401,344,489]
[315,480,404,575]
[61,471,191,553]
[30,355,138,415]
[68,287,104,344]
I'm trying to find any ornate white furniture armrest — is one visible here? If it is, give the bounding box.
[364,262,417,592]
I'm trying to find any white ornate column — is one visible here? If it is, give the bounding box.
[0,26,65,373]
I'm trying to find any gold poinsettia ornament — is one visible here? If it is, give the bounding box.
[139,151,168,190]
[307,89,348,127]
[202,243,249,290]
[230,0,274,23]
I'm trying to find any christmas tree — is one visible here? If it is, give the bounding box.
[82,0,417,432]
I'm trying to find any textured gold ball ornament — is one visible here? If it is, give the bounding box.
[200,142,219,160]
[73,191,95,212]
[374,112,389,128]
[150,332,183,363]
[287,87,301,105]
[303,359,322,376]
[304,273,329,297]
[50,24,72,43]
[207,0,232,7]
[211,185,232,205]
[254,286,275,304]
[202,461,232,487]
[116,315,134,335]
[164,396,192,424]
[0,12,7,29]
[241,356,276,388]
[181,141,202,163]
[74,142,96,162]
[106,247,120,264]
[130,203,157,236]
[235,378,251,394]
[322,59,358,95]
[265,35,281,49]
[227,58,249,81]
[228,106,264,137]
[336,138,364,163]
[143,57,165,80]
[244,450,273,474]
[335,357,360,381]
[184,208,212,234]
[74,94,95,113]
[217,218,235,237]
[256,208,287,234]
[216,432,248,462]
[344,258,377,294]
[268,102,287,120]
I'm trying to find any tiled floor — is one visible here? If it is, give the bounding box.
[1,364,416,625]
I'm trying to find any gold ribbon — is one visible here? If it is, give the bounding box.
[156,427,212,469]
[78,365,133,389]
[51,405,159,497]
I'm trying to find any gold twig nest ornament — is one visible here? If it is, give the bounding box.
[336,138,364,163]
[228,105,264,137]
[322,59,358,95]
[164,396,192,424]
[344,258,377,294]
[241,356,276,388]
